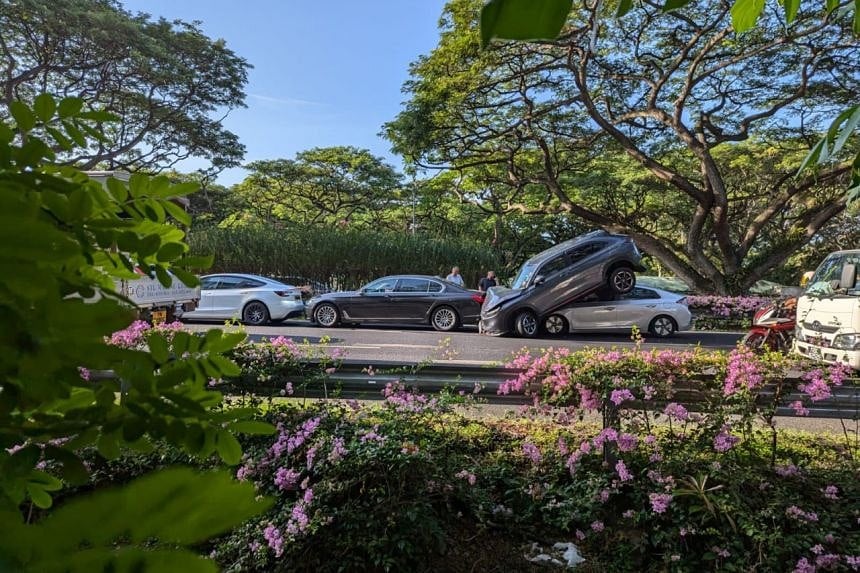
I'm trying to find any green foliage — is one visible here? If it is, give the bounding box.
[0,0,250,172]
[0,468,271,572]
[188,225,502,290]
[480,0,572,47]
[0,95,268,570]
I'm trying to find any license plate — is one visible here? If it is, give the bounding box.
[808,346,822,359]
[151,310,167,324]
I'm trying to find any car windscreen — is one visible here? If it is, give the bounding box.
[806,253,860,296]
[511,262,538,290]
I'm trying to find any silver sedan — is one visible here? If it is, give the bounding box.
[543,287,691,338]
[181,273,305,326]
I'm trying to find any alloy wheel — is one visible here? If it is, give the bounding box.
[432,307,457,331]
[612,269,635,293]
[314,304,338,327]
[650,316,675,337]
[544,314,566,335]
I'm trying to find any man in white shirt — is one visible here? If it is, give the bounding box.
[446,266,464,287]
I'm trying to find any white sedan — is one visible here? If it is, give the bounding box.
[542,287,691,338]
[181,274,305,326]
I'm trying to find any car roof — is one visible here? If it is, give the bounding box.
[202,273,288,285]
[632,286,683,299]
[524,230,626,266]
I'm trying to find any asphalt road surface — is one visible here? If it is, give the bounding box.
[183,319,743,364]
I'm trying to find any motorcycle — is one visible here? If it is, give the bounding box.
[741,297,797,353]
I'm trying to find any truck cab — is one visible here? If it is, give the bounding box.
[793,250,860,369]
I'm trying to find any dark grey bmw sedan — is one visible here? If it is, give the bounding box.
[307,275,484,331]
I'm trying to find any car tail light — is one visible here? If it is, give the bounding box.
[274,290,296,297]
[677,297,687,306]
[471,294,485,304]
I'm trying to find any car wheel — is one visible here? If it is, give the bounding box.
[648,315,677,338]
[313,303,340,328]
[609,266,636,294]
[514,310,539,338]
[543,314,569,336]
[242,301,271,326]
[431,306,459,332]
[742,331,774,352]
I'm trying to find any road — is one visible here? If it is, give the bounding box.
[184,319,742,364]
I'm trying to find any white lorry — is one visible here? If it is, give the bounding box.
[793,250,860,370]
[86,171,200,324]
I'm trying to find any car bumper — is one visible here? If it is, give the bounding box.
[479,310,509,335]
[270,299,306,321]
[794,340,860,370]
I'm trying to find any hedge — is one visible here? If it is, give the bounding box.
[188,226,501,291]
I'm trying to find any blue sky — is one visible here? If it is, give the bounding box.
[122,0,448,185]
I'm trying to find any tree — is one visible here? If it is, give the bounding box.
[234,147,404,229]
[388,0,858,293]
[0,0,250,173]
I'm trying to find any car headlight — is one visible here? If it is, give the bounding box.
[832,333,860,350]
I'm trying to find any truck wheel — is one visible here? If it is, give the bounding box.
[514,310,539,338]
[609,266,636,294]
[242,301,270,326]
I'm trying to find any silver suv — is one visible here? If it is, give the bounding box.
[480,231,646,337]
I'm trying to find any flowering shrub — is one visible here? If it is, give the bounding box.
[686,294,773,330]
[107,319,185,349]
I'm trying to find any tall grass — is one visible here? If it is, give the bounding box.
[188,226,502,290]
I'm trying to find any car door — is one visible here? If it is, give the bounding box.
[615,288,661,329]
[342,277,397,320]
[207,276,247,318]
[183,275,220,318]
[391,278,432,320]
[529,253,571,311]
[564,293,618,331]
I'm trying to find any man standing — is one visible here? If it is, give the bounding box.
[478,270,497,293]
[446,266,465,287]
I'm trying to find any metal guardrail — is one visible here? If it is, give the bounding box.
[253,359,860,420]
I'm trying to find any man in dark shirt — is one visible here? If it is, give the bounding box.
[478,270,497,292]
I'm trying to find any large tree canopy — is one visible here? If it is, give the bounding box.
[231,147,404,229]
[387,0,859,293]
[0,0,250,172]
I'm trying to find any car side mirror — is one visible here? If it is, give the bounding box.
[533,275,546,286]
[840,264,857,290]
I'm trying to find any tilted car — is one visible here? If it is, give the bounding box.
[181,273,305,326]
[307,275,484,331]
[480,230,646,337]
[543,287,691,338]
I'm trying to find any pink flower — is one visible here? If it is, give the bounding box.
[557,437,569,456]
[263,524,284,557]
[455,470,477,486]
[663,402,689,421]
[617,433,638,452]
[610,388,634,406]
[649,493,672,514]
[822,485,839,500]
[590,520,605,532]
[622,509,634,519]
[615,460,633,482]
[713,427,740,452]
[522,441,542,464]
[786,505,818,522]
[575,529,586,540]
[793,557,815,573]
[775,463,800,477]
[324,367,336,375]
[790,400,810,416]
[274,467,301,491]
[712,546,730,558]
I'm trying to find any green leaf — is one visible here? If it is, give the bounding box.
[731,0,765,32]
[33,94,57,122]
[36,468,271,549]
[155,264,172,288]
[156,242,186,262]
[832,105,860,155]
[9,101,37,132]
[797,138,827,174]
[616,0,634,16]
[77,109,121,123]
[228,420,276,435]
[97,432,121,460]
[149,334,170,364]
[36,547,218,573]
[215,430,243,465]
[106,177,129,202]
[661,0,693,11]
[61,121,87,147]
[172,267,201,287]
[137,234,162,258]
[162,200,192,226]
[57,97,84,118]
[780,0,799,23]
[172,254,214,270]
[855,0,860,34]
[45,126,73,150]
[480,0,572,48]
[27,485,54,509]
[209,354,241,377]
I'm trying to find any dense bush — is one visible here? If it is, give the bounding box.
[188,226,502,291]
[65,334,860,572]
